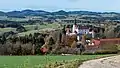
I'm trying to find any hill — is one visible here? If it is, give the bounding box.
[0,10,119,17]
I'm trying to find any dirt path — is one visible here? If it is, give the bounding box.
[78,55,120,68]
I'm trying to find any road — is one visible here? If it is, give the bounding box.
[79,55,120,68]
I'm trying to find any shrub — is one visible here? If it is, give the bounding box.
[116,44,120,50]
[95,50,118,54]
[44,59,83,68]
[51,46,83,55]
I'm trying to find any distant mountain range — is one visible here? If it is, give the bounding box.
[0,9,120,17]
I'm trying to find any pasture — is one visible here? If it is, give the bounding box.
[0,23,61,36]
[0,28,16,35]
[24,23,61,31]
[0,28,16,33]
[18,23,61,36]
[0,55,113,68]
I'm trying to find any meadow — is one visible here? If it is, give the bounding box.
[18,23,61,36]
[0,28,16,35]
[0,23,61,36]
[0,55,113,68]
[24,23,61,31]
[0,28,16,33]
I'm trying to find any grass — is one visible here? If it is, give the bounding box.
[0,28,16,32]
[0,28,16,35]
[18,30,39,36]
[0,23,62,36]
[0,55,114,68]
[18,23,61,36]
[24,23,60,31]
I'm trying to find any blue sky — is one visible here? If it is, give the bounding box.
[0,0,120,12]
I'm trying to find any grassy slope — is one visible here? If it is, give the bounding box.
[0,23,60,36]
[0,28,16,32]
[18,23,61,36]
[24,23,60,31]
[0,55,112,68]
[0,28,16,35]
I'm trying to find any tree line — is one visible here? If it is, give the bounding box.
[0,33,47,55]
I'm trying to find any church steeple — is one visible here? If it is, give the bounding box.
[74,18,77,25]
[72,18,78,33]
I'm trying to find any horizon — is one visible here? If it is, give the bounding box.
[1,9,120,13]
[0,0,120,13]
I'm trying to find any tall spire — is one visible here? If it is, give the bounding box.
[74,18,77,25]
[72,18,78,33]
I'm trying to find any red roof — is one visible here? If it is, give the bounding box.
[92,39,100,46]
[100,38,120,41]
[92,38,120,46]
[40,47,48,53]
[86,38,120,50]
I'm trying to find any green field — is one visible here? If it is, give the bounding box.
[18,30,39,36]
[0,28,16,35]
[0,28,16,33]
[0,55,113,68]
[24,23,61,31]
[0,23,61,36]
[18,23,61,36]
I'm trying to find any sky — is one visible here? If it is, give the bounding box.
[0,0,120,12]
